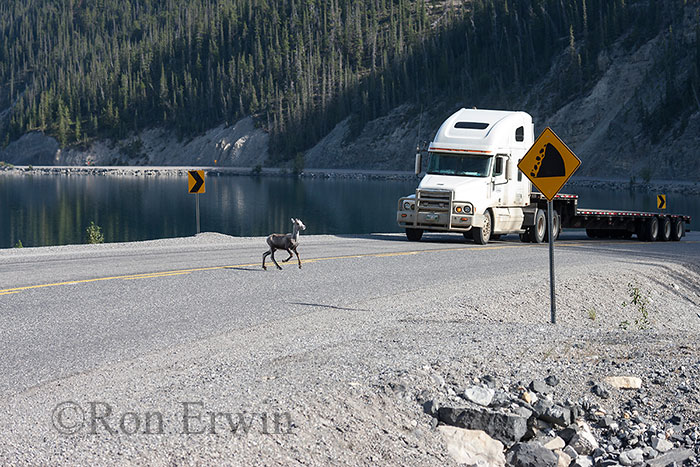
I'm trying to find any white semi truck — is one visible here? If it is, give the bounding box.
[397,108,690,243]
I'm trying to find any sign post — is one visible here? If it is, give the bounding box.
[187,170,206,234]
[518,128,581,324]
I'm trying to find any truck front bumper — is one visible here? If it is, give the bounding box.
[397,210,486,231]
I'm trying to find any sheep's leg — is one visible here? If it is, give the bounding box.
[271,249,282,270]
[282,249,293,262]
[262,250,271,270]
[294,248,302,269]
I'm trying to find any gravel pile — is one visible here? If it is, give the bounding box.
[413,371,699,466]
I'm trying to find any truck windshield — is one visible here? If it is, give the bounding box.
[427,152,492,177]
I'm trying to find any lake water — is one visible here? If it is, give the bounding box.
[1,174,698,248]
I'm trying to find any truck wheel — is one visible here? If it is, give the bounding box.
[544,210,560,242]
[530,209,546,243]
[472,211,492,245]
[658,217,672,241]
[643,217,659,242]
[671,218,684,241]
[405,228,423,242]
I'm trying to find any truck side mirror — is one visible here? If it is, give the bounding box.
[415,152,422,175]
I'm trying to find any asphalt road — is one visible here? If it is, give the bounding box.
[1,230,698,399]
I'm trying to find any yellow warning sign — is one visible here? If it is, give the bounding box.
[188,170,205,194]
[657,194,666,209]
[518,127,581,201]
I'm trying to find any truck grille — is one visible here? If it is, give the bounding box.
[416,189,452,212]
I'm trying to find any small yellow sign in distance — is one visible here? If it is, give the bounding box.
[188,170,205,194]
[518,127,581,201]
[657,194,666,209]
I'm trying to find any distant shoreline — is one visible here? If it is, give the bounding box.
[2,165,699,194]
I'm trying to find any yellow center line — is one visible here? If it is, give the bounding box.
[0,291,20,296]
[122,271,193,280]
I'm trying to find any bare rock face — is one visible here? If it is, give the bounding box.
[437,426,506,467]
[0,132,59,165]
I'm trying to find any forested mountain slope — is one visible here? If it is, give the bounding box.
[1,0,698,179]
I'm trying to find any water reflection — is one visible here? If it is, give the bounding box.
[1,174,697,248]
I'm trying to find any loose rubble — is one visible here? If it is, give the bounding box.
[416,372,700,466]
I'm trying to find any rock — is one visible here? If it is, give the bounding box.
[558,426,578,444]
[570,430,599,456]
[422,399,440,417]
[513,406,534,420]
[489,390,512,408]
[667,414,683,426]
[437,406,529,446]
[539,404,572,427]
[506,442,558,467]
[545,375,560,387]
[521,391,538,405]
[604,376,642,389]
[643,446,658,459]
[555,449,571,467]
[618,448,644,466]
[463,385,495,406]
[650,436,673,453]
[563,445,578,459]
[544,436,566,451]
[645,448,694,467]
[530,380,550,394]
[438,426,506,467]
[591,384,610,399]
[533,399,553,417]
[571,455,593,467]
[481,375,498,389]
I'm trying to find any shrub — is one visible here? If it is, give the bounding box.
[86,221,104,244]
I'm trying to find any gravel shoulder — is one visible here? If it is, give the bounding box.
[0,234,699,465]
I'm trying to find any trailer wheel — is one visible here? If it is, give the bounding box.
[671,218,684,241]
[544,210,560,242]
[586,228,598,239]
[643,217,659,242]
[530,209,547,243]
[405,228,423,242]
[473,210,493,245]
[658,217,672,241]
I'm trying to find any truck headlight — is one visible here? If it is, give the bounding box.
[403,201,414,211]
[463,204,473,214]
[454,206,463,213]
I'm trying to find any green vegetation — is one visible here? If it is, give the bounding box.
[13,239,23,248]
[620,281,652,330]
[0,0,695,165]
[86,221,105,244]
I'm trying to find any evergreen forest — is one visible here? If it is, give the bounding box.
[0,0,697,163]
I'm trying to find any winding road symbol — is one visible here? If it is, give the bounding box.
[657,194,666,210]
[188,170,205,194]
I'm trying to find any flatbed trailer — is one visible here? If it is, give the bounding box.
[530,193,691,242]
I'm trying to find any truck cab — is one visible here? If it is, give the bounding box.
[397,108,535,243]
